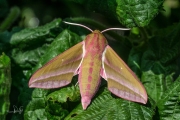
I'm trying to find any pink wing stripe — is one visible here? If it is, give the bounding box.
[101,45,147,104]
[108,88,146,104]
[29,80,70,89]
[29,42,84,89]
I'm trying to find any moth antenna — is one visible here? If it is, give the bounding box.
[63,21,93,32]
[101,28,131,33]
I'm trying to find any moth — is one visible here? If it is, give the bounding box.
[29,21,147,110]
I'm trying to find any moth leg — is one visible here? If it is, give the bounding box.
[75,81,79,86]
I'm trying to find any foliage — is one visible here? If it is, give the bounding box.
[0,0,180,120]
[0,53,11,120]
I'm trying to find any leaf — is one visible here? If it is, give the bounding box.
[148,23,180,65]
[128,23,180,103]
[10,19,62,68]
[24,88,50,120]
[10,18,62,47]
[11,22,82,69]
[141,70,174,103]
[157,76,180,120]
[0,27,21,53]
[68,0,163,27]
[47,85,80,103]
[11,44,50,68]
[0,53,11,120]
[65,88,154,120]
[46,85,80,120]
[116,0,164,27]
